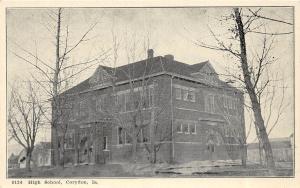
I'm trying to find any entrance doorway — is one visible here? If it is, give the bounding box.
[78,127,95,164]
[207,139,215,161]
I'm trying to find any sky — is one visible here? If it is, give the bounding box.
[6,7,294,155]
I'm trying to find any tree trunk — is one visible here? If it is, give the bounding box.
[61,142,65,167]
[152,148,157,164]
[241,145,247,167]
[149,109,156,163]
[132,134,137,163]
[53,126,60,166]
[53,8,62,167]
[234,8,275,169]
[26,149,32,172]
[259,141,264,165]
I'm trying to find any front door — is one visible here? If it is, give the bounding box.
[207,139,215,161]
[78,127,95,164]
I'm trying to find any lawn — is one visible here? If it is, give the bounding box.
[8,164,133,178]
[7,161,293,178]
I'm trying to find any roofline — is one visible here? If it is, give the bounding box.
[167,72,242,94]
[64,71,243,96]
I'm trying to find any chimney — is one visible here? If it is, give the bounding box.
[147,49,154,59]
[164,54,174,61]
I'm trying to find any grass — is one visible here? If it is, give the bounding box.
[8,164,134,178]
[7,161,294,178]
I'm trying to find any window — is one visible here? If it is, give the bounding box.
[69,103,76,120]
[45,156,49,163]
[205,95,215,113]
[207,143,215,152]
[190,124,196,134]
[142,127,149,142]
[116,85,154,112]
[182,89,188,101]
[118,127,123,144]
[175,85,195,102]
[228,97,232,109]
[140,89,148,108]
[224,129,229,137]
[133,91,141,110]
[125,93,131,111]
[137,130,142,143]
[96,97,102,112]
[210,95,215,112]
[183,124,189,134]
[232,98,236,110]
[236,98,240,110]
[103,136,108,150]
[79,99,88,117]
[223,96,227,108]
[149,87,154,107]
[125,132,131,144]
[64,131,75,149]
[187,90,195,102]
[137,128,149,143]
[119,94,126,112]
[175,88,181,100]
[70,102,79,120]
[177,123,183,133]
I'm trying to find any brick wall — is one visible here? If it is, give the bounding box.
[171,76,245,162]
[52,73,245,165]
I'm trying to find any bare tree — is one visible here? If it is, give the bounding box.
[246,73,288,166]
[91,29,173,163]
[9,8,109,167]
[143,110,177,164]
[8,81,45,171]
[101,72,172,163]
[187,8,293,169]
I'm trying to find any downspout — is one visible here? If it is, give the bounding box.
[170,75,175,162]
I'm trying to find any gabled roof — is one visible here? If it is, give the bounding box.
[189,61,209,72]
[8,153,19,163]
[63,55,238,95]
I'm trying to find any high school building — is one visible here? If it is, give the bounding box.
[51,49,246,165]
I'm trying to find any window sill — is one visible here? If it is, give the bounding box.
[64,148,75,150]
[103,149,110,152]
[180,99,196,103]
[116,143,132,146]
